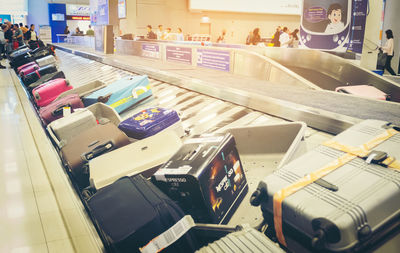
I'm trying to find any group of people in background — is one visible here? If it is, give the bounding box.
[146,25,184,41]
[0,22,38,69]
[246,26,299,48]
[63,25,94,36]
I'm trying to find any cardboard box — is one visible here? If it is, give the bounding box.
[152,133,248,224]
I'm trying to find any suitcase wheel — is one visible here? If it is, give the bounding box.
[65,80,70,86]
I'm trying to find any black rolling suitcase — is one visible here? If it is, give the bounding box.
[21,64,58,86]
[86,175,198,253]
[251,120,400,253]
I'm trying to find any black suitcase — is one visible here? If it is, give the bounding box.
[86,175,198,253]
[21,64,58,86]
[29,39,45,50]
[27,71,66,92]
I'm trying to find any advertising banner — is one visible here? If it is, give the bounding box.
[300,0,368,53]
[90,0,109,26]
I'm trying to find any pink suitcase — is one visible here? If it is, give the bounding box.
[19,63,40,77]
[32,79,73,107]
[39,94,84,125]
[335,85,389,100]
[17,62,38,74]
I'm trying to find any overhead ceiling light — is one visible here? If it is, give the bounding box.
[201,16,210,23]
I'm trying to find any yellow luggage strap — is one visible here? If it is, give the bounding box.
[109,85,151,109]
[273,127,399,247]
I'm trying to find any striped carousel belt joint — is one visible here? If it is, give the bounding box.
[273,127,399,248]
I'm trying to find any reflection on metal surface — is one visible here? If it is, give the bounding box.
[250,47,400,102]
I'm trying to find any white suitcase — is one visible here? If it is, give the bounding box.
[86,102,122,126]
[47,109,97,148]
[89,130,182,190]
[36,55,56,68]
[55,80,106,101]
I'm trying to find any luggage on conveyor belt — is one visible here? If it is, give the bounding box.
[89,130,182,190]
[86,102,122,126]
[335,85,390,101]
[85,175,198,253]
[152,133,248,224]
[39,94,84,125]
[17,61,37,73]
[118,107,184,140]
[32,78,72,107]
[83,75,152,113]
[196,227,285,253]
[21,64,58,86]
[55,80,106,101]
[18,62,39,76]
[47,109,97,149]
[27,71,66,92]
[250,119,400,253]
[36,55,56,68]
[28,39,45,50]
[8,46,31,60]
[60,123,130,188]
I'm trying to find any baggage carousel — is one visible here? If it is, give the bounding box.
[13,46,400,252]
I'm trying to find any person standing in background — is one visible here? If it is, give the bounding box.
[20,23,29,44]
[87,25,94,36]
[272,26,281,47]
[279,27,291,48]
[176,28,184,41]
[246,30,252,45]
[146,25,157,39]
[164,27,172,40]
[216,29,226,43]
[0,25,7,68]
[64,26,70,35]
[249,28,261,45]
[156,25,165,40]
[26,24,38,45]
[13,24,24,46]
[289,29,299,48]
[4,23,13,53]
[380,29,396,75]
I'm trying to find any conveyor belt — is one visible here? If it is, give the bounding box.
[55,50,331,229]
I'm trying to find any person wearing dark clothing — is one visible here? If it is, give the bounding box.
[272,27,281,47]
[64,26,70,35]
[249,28,261,45]
[380,29,396,75]
[4,24,13,53]
[13,24,24,46]
[26,24,38,42]
[146,25,157,39]
[0,24,7,68]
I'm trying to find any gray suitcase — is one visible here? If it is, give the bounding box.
[36,55,56,68]
[251,119,400,252]
[196,227,285,253]
[55,80,106,101]
[89,130,182,190]
[47,109,97,148]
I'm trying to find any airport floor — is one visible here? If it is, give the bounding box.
[0,60,84,253]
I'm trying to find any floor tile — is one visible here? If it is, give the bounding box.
[35,190,60,214]
[10,243,48,253]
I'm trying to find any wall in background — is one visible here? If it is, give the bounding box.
[119,0,137,36]
[121,0,300,44]
[382,0,400,74]
[48,3,67,43]
[27,0,49,28]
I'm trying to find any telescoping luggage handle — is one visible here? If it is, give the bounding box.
[81,141,114,161]
[51,104,71,116]
[270,123,400,249]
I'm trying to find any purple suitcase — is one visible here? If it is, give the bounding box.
[118,107,183,139]
[39,94,84,125]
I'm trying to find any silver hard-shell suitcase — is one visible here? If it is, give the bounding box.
[196,227,285,253]
[251,119,400,252]
[89,130,182,190]
[36,55,56,68]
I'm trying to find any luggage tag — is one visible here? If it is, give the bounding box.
[63,106,71,117]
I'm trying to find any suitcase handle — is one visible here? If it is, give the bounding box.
[97,93,112,103]
[82,141,114,161]
[52,104,71,116]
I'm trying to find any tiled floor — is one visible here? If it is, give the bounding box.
[0,61,74,252]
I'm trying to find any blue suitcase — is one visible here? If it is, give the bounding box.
[83,75,152,113]
[118,107,183,139]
